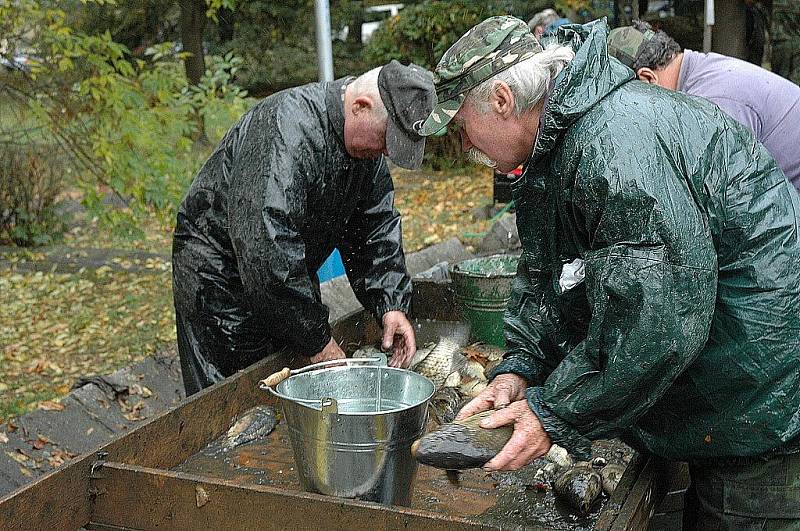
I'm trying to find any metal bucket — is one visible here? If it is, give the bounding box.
[450,254,519,347]
[263,358,434,506]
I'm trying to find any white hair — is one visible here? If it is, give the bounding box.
[467,43,576,116]
[350,66,388,122]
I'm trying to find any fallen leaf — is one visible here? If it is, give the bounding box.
[25,360,47,374]
[7,450,28,463]
[0,433,8,444]
[196,485,209,507]
[38,400,65,411]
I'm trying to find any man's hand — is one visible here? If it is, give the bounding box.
[382,310,417,368]
[310,337,346,364]
[456,373,527,420]
[479,399,552,471]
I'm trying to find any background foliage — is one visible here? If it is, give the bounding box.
[0,0,251,241]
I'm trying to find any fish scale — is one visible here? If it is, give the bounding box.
[411,337,466,389]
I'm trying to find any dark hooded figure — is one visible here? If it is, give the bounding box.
[173,62,435,395]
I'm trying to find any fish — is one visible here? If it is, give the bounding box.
[428,386,467,426]
[457,359,488,398]
[600,462,626,495]
[412,410,512,470]
[459,378,487,398]
[553,461,603,515]
[414,408,576,470]
[224,405,278,449]
[532,461,560,490]
[547,444,574,469]
[410,337,466,389]
[462,342,505,374]
[351,345,383,358]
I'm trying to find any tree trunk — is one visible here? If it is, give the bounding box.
[218,7,235,43]
[179,0,207,85]
[346,2,364,46]
[178,0,208,143]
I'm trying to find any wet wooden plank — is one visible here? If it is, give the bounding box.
[91,462,496,531]
[0,349,294,531]
[0,454,95,531]
[609,456,670,531]
[595,452,645,531]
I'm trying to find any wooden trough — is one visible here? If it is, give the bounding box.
[0,280,680,530]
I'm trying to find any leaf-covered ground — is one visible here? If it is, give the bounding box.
[0,166,496,422]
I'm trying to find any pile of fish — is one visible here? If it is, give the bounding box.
[408,337,504,425]
[406,337,628,516]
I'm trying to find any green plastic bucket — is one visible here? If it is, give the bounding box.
[449,255,519,347]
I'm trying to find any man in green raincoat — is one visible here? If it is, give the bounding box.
[419,16,800,529]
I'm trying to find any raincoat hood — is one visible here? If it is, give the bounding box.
[531,19,633,163]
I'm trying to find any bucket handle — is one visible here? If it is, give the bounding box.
[259,357,386,406]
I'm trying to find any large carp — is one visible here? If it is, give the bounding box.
[412,410,571,470]
[412,410,511,469]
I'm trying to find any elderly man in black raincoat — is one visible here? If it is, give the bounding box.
[173,61,434,395]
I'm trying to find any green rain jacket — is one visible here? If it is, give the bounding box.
[490,21,800,461]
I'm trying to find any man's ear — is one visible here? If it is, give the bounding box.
[636,67,659,85]
[490,81,515,118]
[351,95,374,116]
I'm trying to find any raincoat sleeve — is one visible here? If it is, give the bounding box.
[339,158,412,319]
[488,255,567,386]
[227,130,331,355]
[528,136,719,458]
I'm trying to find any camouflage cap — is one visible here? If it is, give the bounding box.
[607,26,656,69]
[419,16,543,137]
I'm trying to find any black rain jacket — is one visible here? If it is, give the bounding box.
[172,78,411,394]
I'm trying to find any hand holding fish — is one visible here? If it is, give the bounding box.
[310,337,346,363]
[456,373,527,420]
[478,400,552,471]
[383,310,417,368]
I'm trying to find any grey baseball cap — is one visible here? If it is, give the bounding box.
[378,60,435,170]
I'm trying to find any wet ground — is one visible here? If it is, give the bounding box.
[175,413,633,530]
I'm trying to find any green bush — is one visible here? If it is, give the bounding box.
[1,1,253,239]
[0,144,67,247]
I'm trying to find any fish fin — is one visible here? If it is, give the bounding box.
[446,469,461,485]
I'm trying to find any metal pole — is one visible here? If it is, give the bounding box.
[314,0,334,82]
[703,0,714,52]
